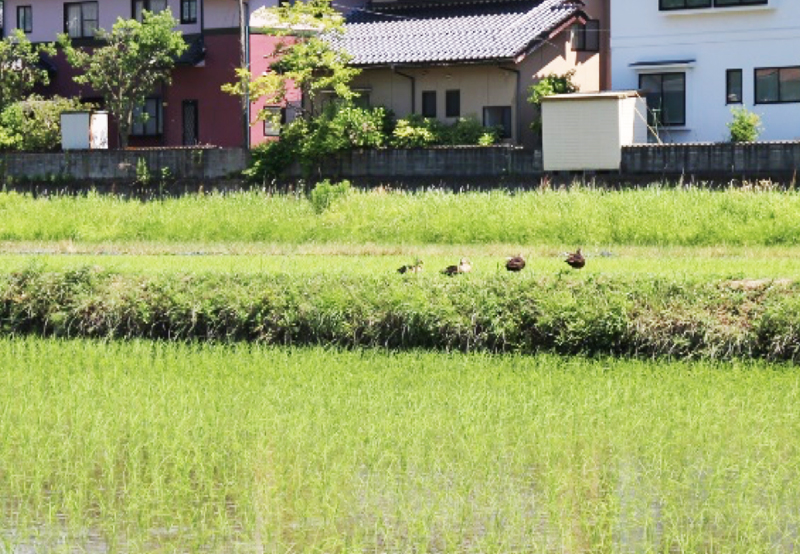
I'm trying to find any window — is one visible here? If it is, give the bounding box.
[755,67,800,104]
[446,90,460,118]
[639,72,686,127]
[483,106,512,138]
[181,0,197,23]
[133,0,167,21]
[64,2,98,38]
[263,106,286,137]
[131,97,163,136]
[16,5,31,33]
[726,69,742,104]
[713,0,767,5]
[660,0,710,9]
[571,19,599,52]
[421,91,436,118]
[660,0,766,9]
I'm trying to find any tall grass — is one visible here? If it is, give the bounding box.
[2,187,800,245]
[2,266,800,360]
[0,337,798,552]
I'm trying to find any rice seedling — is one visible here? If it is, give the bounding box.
[0,337,798,552]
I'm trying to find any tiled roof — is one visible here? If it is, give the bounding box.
[335,0,583,66]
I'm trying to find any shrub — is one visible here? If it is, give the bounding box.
[439,117,499,146]
[309,179,352,213]
[0,95,90,152]
[391,114,498,147]
[727,106,763,143]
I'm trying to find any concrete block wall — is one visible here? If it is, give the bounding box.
[621,142,800,177]
[0,148,248,183]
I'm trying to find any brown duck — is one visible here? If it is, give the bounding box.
[442,258,472,276]
[398,259,424,274]
[505,254,526,272]
[564,248,585,269]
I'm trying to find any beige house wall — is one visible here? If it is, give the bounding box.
[351,65,518,140]
[348,0,610,148]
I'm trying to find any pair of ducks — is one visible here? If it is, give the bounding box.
[397,258,472,275]
[397,249,585,275]
[504,249,585,271]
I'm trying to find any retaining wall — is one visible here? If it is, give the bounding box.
[3,142,800,189]
[620,141,800,179]
[0,148,248,184]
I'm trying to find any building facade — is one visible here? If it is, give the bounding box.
[612,0,800,143]
[337,0,611,148]
[0,0,281,148]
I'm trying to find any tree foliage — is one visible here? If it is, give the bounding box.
[727,106,763,143]
[223,0,360,126]
[527,70,579,134]
[58,9,187,148]
[0,95,91,152]
[0,30,56,112]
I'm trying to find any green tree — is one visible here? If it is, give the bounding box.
[727,106,763,143]
[527,70,579,135]
[0,30,56,112]
[58,9,187,149]
[223,0,361,127]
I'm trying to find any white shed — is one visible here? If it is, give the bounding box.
[541,91,647,171]
[61,111,109,150]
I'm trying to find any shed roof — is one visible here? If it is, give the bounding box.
[334,0,585,66]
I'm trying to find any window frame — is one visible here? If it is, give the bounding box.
[16,5,32,33]
[660,0,767,9]
[132,0,167,22]
[638,72,686,127]
[63,1,98,39]
[726,69,742,105]
[131,97,163,137]
[571,19,600,52]
[482,105,512,139]
[180,0,197,24]
[421,90,437,118]
[445,89,460,118]
[754,66,800,105]
[262,106,286,137]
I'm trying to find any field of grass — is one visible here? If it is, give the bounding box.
[2,185,800,552]
[2,186,800,246]
[1,337,798,553]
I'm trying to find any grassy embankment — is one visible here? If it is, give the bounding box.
[2,187,800,359]
[1,337,798,553]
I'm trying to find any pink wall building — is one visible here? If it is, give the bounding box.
[0,0,280,148]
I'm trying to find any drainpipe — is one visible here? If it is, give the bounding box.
[392,66,416,114]
[499,66,521,145]
[200,0,204,32]
[239,1,251,150]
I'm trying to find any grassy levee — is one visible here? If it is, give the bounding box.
[2,266,799,361]
[2,186,800,245]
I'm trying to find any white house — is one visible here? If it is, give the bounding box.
[611,0,800,143]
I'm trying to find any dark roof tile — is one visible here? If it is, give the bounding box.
[335,0,582,65]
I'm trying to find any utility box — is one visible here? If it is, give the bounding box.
[541,91,647,171]
[61,111,109,150]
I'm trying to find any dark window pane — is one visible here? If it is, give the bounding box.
[584,20,600,52]
[662,73,685,125]
[755,68,779,103]
[639,72,685,127]
[570,23,584,51]
[483,106,512,138]
[726,69,742,104]
[779,67,800,102]
[421,90,436,118]
[446,90,460,118]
